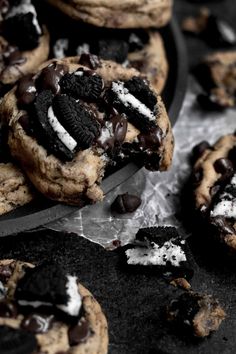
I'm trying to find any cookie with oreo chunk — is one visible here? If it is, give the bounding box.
[119,227,194,281]
[166,291,226,337]
[192,133,236,251]
[0,259,108,354]
[0,56,174,207]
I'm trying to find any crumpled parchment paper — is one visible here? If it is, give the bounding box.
[48,76,236,248]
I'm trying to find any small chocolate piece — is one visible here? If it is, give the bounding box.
[0,301,18,318]
[36,63,68,95]
[21,313,54,334]
[0,262,13,283]
[96,114,127,150]
[97,39,129,63]
[166,292,226,337]
[192,141,211,161]
[68,317,92,346]
[78,53,100,70]
[16,75,36,107]
[111,193,141,214]
[214,158,234,177]
[0,325,37,354]
[138,127,163,151]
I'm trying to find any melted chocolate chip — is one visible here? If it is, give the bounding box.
[21,313,54,334]
[214,158,234,178]
[36,63,68,95]
[18,115,33,136]
[0,301,18,318]
[97,114,127,150]
[111,193,142,214]
[0,263,13,283]
[16,75,36,107]
[192,141,211,162]
[68,318,92,346]
[138,127,162,151]
[78,53,101,70]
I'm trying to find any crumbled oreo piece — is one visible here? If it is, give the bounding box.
[120,227,194,280]
[124,77,157,111]
[107,80,156,133]
[15,262,68,305]
[111,193,141,214]
[0,325,37,354]
[3,12,40,50]
[97,39,129,63]
[52,95,100,150]
[60,70,103,101]
[33,90,74,161]
[166,292,226,337]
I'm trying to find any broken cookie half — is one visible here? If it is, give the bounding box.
[1,55,174,206]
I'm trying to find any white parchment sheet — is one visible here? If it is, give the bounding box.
[48,77,236,248]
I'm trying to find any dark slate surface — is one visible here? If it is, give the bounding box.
[1,1,236,353]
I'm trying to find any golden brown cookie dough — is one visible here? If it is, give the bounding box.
[0,259,109,354]
[1,56,174,206]
[0,162,34,215]
[46,0,173,29]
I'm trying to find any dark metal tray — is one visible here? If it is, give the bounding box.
[0,18,188,237]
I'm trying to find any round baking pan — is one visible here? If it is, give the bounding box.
[0,18,188,237]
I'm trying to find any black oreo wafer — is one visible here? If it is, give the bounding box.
[0,325,37,354]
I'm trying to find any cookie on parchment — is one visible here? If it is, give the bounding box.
[46,0,173,29]
[0,259,108,354]
[192,133,236,250]
[1,56,174,206]
[0,0,49,93]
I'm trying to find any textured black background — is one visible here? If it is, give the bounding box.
[1,1,236,353]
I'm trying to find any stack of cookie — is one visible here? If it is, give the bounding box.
[0,0,174,215]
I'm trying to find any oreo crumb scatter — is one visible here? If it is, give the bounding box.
[120,227,194,280]
[60,70,104,101]
[111,193,142,214]
[166,292,226,337]
[0,325,37,354]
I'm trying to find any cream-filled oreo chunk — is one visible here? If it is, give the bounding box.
[0,259,108,354]
[121,227,194,280]
[1,56,174,206]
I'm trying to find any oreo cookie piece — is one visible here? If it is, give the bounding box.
[15,262,82,317]
[60,70,103,101]
[97,39,129,63]
[52,95,100,150]
[124,77,157,111]
[166,292,226,337]
[119,227,194,280]
[0,325,37,354]
[3,8,41,51]
[33,90,74,161]
[107,80,157,133]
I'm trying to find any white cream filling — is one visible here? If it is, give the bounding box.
[57,275,82,317]
[6,0,42,35]
[19,275,82,317]
[126,239,187,267]
[48,106,77,152]
[111,81,156,122]
[211,174,236,218]
[53,38,69,59]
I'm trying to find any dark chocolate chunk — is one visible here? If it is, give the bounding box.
[15,262,69,306]
[52,95,100,149]
[96,114,127,150]
[16,75,36,107]
[192,141,211,161]
[21,313,54,334]
[60,70,103,101]
[111,193,141,214]
[138,127,163,151]
[33,90,74,161]
[204,15,236,47]
[166,292,226,337]
[124,77,157,111]
[97,39,129,63]
[0,262,13,283]
[78,53,100,70]
[214,158,234,177]
[3,12,40,50]
[36,63,68,95]
[0,301,18,318]
[69,318,92,346]
[0,325,37,354]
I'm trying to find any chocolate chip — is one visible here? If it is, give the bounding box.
[0,263,13,283]
[21,313,54,334]
[111,193,141,214]
[0,325,37,354]
[16,75,36,107]
[68,318,92,346]
[79,53,101,70]
[36,63,68,95]
[97,39,129,63]
[214,158,234,177]
[192,141,211,161]
[0,301,18,318]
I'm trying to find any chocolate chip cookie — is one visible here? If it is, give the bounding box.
[53,30,168,94]
[192,133,236,250]
[0,0,49,92]
[0,259,108,354]
[46,0,173,29]
[1,56,174,206]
